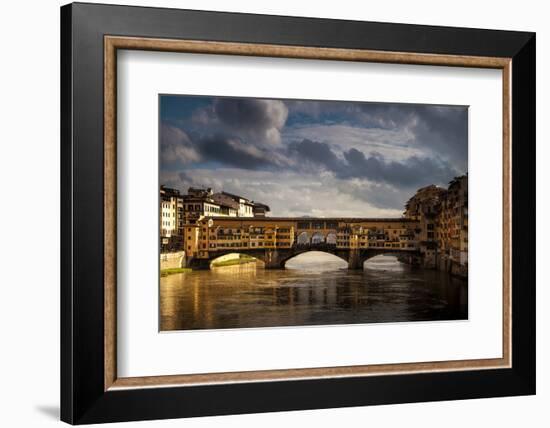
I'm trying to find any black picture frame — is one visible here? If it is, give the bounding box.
[61,2,535,424]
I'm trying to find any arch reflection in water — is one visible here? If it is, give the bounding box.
[160,253,467,331]
[285,251,347,272]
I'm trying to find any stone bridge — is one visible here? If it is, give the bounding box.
[188,243,421,270]
[184,216,422,270]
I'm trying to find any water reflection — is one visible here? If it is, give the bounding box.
[160,253,467,331]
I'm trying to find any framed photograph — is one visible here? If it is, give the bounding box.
[61,2,535,424]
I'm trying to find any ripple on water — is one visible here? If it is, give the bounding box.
[160,253,468,331]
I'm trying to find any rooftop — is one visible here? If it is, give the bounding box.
[221,191,252,203]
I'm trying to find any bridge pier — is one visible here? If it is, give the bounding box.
[347,250,363,270]
[263,249,285,269]
[186,257,211,270]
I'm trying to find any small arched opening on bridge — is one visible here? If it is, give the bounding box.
[363,254,407,272]
[326,232,337,245]
[285,251,347,272]
[296,231,310,245]
[311,232,325,245]
[209,253,264,269]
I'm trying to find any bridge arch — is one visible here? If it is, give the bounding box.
[282,250,348,269]
[192,251,267,269]
[296,231,311,245]
[362,253,410,272]
[186,244,421,271]
[359,249,421,268]
[326,232,337,245]
[310,232,326,245]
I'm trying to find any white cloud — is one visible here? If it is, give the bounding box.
[282,123,423,161]
[161,167,404,218]
[160,124,201,164]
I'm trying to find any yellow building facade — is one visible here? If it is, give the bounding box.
[183,217,420,260]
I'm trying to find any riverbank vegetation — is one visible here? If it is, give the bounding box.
[160,267,192,277]
[211,254,257,268]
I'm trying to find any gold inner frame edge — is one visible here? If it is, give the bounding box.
[104,36,512,391]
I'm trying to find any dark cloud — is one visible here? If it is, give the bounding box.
[287,101,468,170]
[163,97,290,170]
[410,106,468,170]
[198,135,277,169]
[160,95,467,211]
[288,139,341,171]
[287,100,402,130]
[214,98,287,129]
[342,148,458,188]
[287,139,458,189]
[213,98,287,147]
[160,123,201,164]
[168,130,458,190]
[178,171,193,185]
[336,180,410,210]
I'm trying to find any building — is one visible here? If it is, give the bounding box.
[181,187,269,221]
[252,202,271,217]
[182,217,420,261]
[186,218,297,259]
[404,184,447,267]
[404,185,446,222]
[213,191,255,217]
[160,186,184,251]
[438,175,468,272]
[182,187,238,222]
[163,186,271,254]
[403,175,468,276]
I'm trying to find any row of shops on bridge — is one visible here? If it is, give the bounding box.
[182,218,421,260]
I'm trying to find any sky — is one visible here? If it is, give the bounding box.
[160,95,468,218]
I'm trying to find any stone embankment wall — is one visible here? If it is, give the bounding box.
[435,256,467,279]
[160,251,185,270]
[401,252,467,279]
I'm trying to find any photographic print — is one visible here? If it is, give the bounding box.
[159,95,468,331]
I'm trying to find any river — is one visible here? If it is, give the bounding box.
[160,252,468,331]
